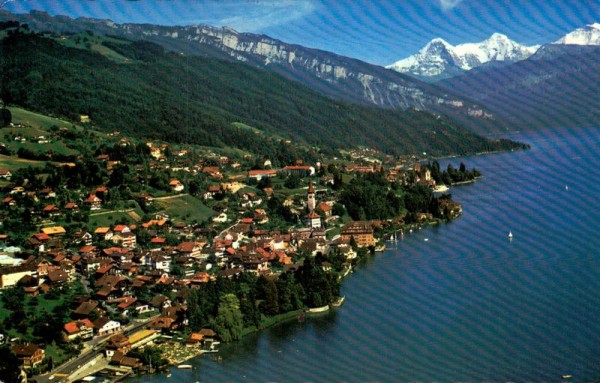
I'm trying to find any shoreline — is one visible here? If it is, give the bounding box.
[135,185,472,379]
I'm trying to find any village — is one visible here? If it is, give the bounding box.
[0,111,470,383]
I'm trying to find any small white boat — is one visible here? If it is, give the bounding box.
[177,365,193,369]
[424,238,429,242]
[508,231,513,239]
[561,375,572,380]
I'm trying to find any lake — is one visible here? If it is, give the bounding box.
[132,125,600,383]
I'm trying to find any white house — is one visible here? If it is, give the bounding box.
[93,317,121,337]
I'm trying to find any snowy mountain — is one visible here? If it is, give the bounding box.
[387,33,540,81]
[554,23,600,45]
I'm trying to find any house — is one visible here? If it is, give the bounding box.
[105,333,131,357]
[41,226,67,237]
[316,202,333,218]
[111,225,137,248]
[64,202,79,211]
[0,170,12,179]
[212,212,228,223]
[27,233,51,253]
[340,221,376,248]
[203,185,221,200]
[46,269,69,287]
[71,231,93,246]
[279,165,315,177]
[39,188,57,199]
[12,343,45,369]
[137,192,154,204]
[304,211,322,229]
[94,227,114,241]
[85,194,102,210]
[149,295,172,310]
[93,316,121,337]
[253,209,269,224]
[145,251,171,272]
[186,332,204,345]
[63,319,95,341]
[148,316,176,332]
[0,264,37,289]
[73,300,100,319]
[169,179,184,192]
[247,169,277,181]
[2,196,16,207]
[110,351,142,369]
[128,329,159,349]
[175,242,205,258]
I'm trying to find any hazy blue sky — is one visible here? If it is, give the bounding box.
[2,1,599,65]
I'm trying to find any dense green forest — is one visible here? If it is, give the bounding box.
[0,27,525,157]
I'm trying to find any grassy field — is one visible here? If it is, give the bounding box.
[11,141,79,157]
[154,194,214,223]
[0,153,46,171]
[87,201,146,228]
[9,106,77,130]
[54,33,132,64]
[3,126,48,138]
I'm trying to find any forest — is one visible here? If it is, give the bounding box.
[0,26,527,159]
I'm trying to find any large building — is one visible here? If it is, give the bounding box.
[341,221,376,248]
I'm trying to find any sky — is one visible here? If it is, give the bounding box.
[2,0,599,65]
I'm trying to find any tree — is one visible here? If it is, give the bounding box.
[0,345,21,383]
[332,202,346,217]
[257,275,279,316]
[284,174,301,189]
[0,107,11,127]
[212,293,245,342]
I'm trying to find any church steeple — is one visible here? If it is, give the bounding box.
[307,181,316,212]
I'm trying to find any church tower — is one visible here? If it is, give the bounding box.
[307,181,316,212]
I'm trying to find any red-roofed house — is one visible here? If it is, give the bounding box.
[63,319,95,341]
[169,179,184,192]
[304,211,322,229]
[85,194,102,210]
[176,242,204,258]
[111,225,136,248]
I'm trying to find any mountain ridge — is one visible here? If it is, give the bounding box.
[437,43,600,129]
[386,34,539,81]
[0,9,506,135]
[554,22,600,45]
[0,27,525,159]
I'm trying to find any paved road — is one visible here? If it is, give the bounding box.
[33,315,160,383]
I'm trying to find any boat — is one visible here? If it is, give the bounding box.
[424,238,429,242]
[561,375,572,380]
[166,373,172,378]
[177,365,193,369]
[508,231,513,239]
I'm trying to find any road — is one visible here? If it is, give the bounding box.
[33,314,160,383]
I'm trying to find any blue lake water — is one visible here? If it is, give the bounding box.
[132,126,600,383]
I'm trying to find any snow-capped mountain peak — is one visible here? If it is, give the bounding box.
[554,23,600,45]
[386,37,459,77]
[387,34,540,80]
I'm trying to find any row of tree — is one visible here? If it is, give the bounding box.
[187,256,340,342]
